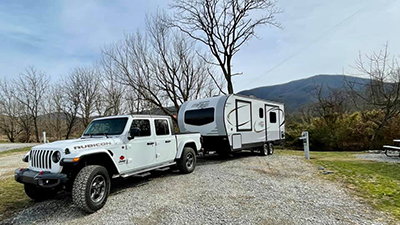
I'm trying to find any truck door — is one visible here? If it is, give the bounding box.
[126,119,156,169]
[265,105,280,141]
[154,119,176,163]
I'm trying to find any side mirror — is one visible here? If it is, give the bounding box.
[128,129,135,140]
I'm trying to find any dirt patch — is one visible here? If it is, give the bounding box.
[0,153,27,180]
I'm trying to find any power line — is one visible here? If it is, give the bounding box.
[244,6,366,87]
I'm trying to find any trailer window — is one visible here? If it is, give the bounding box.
[236,100,252,131]
[270,112,277,123]
[155,119,170,135]
[259,108,264,118]
[185,108,215,126]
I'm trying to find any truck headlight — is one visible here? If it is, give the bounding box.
[52,151,61,163]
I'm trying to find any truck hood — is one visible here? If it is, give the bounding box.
[32,137,123,153]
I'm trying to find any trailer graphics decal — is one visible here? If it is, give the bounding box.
[227,105,249,126]
[191,101,210,109]
[254,121,265,133]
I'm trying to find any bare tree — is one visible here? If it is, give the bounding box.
[0,80,22,142]
[101,13,222,122]
[14,67,50,142]
[311,85,349,149]
[313,85,348,120]
[97,59,126,116]
[68,67,102,127]
[346,44,400,145]
[171,0,281,93]
[42,85,63,140]
[62,77,81,139]
[124,87,150,114]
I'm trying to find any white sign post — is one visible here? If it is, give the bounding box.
[299,131,310,159]
[43,132,47,143]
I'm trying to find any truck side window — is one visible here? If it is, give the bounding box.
[270,112,277,123]
[155,119,170,136]
[259,108,264,118]
[130,119,151,136]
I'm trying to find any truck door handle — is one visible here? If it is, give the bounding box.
[147,142,155,145]
[165,140,171,143]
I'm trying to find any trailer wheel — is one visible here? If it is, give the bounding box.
[177,147,196,174]
[268,143,274,155]
[260,143,268,156]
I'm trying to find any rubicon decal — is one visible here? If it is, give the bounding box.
[73,142,112,150]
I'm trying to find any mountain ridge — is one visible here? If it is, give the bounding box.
[238,74,368,113]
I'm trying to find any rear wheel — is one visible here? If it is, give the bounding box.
[260,143,268,156]
[268,143,274,155]
[72,165,110,213]
[177,147,196,174]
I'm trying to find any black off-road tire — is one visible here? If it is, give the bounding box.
[24,184,57,201]
[72,165,110,213]
[268,143,274,155]
[177,147,196,174]
[260,143,268,156]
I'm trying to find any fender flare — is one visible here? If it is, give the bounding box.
[63,148,120,174]
[176,140,201,159]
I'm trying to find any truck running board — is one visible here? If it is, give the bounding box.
[118,162,176,179]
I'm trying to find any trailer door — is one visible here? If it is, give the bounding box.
[265,105,280,141]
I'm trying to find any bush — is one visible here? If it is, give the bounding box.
[285,110,400,151]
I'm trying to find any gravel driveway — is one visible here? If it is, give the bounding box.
[0,144,36,180]
[358,153,400,163]
[0,143,37,153]
[1,152,392,225]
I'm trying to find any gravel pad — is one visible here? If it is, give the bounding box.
[2,153,391,225]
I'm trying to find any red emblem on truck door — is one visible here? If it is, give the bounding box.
[119,155,126,164]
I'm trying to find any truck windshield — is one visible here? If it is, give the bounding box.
[83,118,128,136]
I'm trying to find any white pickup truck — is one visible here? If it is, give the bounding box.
[15,115,201,213]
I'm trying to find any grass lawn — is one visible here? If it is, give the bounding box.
[0,147,32,157]
[0,147,33,220]
[0,178,32,221]
[277,150,400,221]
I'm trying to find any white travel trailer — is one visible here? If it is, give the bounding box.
[178,94,285,155]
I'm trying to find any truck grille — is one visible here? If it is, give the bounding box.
[30,149,53,170]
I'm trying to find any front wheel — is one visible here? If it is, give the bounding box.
[177,147,196,174]
[72,165,110,213]
[24,184,57,201]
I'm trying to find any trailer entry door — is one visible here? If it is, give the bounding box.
[265,106,280,141]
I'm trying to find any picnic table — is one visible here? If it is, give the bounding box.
[383,140,400,157]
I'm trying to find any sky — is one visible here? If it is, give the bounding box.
[0,0,399,92]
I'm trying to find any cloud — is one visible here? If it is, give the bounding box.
[0,0,400,93]
[232,0,400,91]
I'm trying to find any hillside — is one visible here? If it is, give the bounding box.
[239,74,368,113]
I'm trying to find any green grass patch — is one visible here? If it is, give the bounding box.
[276,150,400,220]
[0,177,32,221]
[0,147,32,157]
